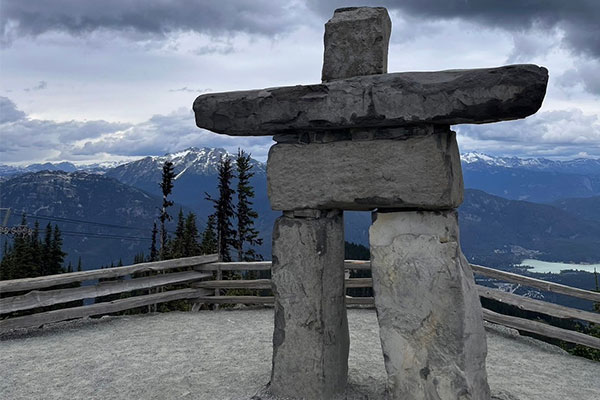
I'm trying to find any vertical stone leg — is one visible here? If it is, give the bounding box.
[370,210,490,400]
[270,210,349,399]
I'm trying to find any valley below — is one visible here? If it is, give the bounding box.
[1,149,599,311]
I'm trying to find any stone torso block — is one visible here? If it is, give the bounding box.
[267,127,463,211]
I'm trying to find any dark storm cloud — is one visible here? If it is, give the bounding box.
[1,0,296,44]
[5,1,597,59]
[557,60,600,95]
[307,0,600,59]
[0,97,26,123]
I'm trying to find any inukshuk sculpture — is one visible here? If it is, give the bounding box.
[193,7,548,400]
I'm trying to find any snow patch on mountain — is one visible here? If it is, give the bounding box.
[461,152,600,174]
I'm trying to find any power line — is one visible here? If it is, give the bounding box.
[60,229,152,241]
[23,213,152,232]
[8,209,208,235]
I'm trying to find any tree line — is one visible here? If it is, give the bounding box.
[0,217,70,280]
[142,148,262,264]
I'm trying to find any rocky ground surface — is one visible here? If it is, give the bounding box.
[1,308,598,400]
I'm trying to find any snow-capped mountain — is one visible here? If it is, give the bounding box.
[461,152,600,175]
[104,147,267,210]
[461,152,600,202]
[104,147,273,255]
[0,160,125,177]
[105,147,264,190]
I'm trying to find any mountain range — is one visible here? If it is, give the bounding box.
[1,149,600,269]
[461,152,600,202]
[0,171,173,268]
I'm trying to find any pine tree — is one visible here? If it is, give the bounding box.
[133,252,146,264]
[205,156,236,262]
[200,214,218,255]
[183,212,201,257]
[12,215,36,279]
[77,256,82,272]
[41,223,53,276]
[0,242,12,280]
[29,220,42,276]
[50,225,66,275]
[235,149,263,261]
[150,222,158,262]
[159,160,176,260]
[170,208,186,258]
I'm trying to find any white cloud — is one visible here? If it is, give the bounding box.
[456,109,600,158]
[0,2,598,165]
[69,108,273,161]
[0,99,272,165]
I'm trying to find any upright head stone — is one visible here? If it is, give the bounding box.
[322,7,391,82]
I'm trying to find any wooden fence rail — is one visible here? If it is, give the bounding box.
[1,270,212,314]
[1,257,599,350]
[482,309,600,350]
[470,264,600,303]
[0,288,212,331]
[0,254,218,293]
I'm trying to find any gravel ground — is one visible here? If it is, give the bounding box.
[1,308,599,400]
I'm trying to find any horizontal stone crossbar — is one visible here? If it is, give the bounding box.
[194,64,548,136]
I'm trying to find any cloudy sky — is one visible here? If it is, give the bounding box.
[1,0,599,165]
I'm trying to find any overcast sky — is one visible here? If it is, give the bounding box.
[1,0,599,165]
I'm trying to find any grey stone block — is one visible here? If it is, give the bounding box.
[193,64,548,136]
[270,211,349,399]
[369,210,491,400]
[322,7,391,82]
[266,129,463,211]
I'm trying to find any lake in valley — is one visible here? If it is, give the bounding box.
[517,259,600,274]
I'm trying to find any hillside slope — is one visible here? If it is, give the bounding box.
[552,196,600,223]
[459,189,600,265]
[0,171,185,268]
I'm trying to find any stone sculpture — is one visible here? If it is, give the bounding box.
[193,6,548,400]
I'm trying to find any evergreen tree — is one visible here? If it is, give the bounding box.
[205,156,236,262]
[0,218,67,280]
[159,160,175,260]
[77,256,83,272]
[11,215,36,279]
[150,222,158,262]
[50,225,66,275]
[235,149,263,261]
[0,243,11,280]
[183,212,201,257]
[200,214,218,255]
[133,252,146,264]
[29,221,42,276]
[41,223,53,276]
[170,208,186,258]
[2,239,7,261]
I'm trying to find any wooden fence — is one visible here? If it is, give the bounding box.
[0,255,218,331]
[1,256,598,350]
